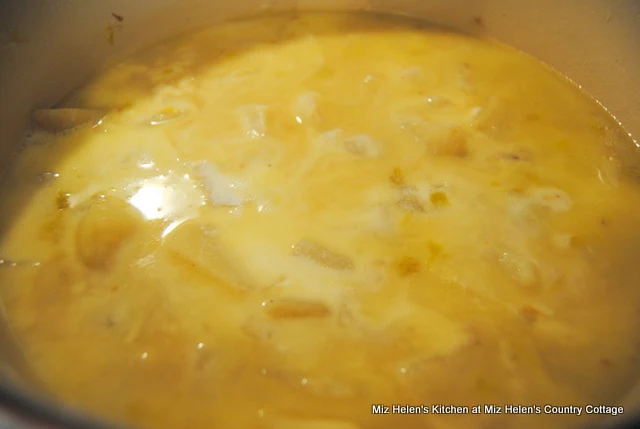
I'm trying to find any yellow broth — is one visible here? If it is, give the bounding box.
[1,11,640,429]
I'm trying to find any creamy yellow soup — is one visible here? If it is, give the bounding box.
[1,11,640,429]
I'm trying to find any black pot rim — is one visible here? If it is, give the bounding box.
[0,379,125,429]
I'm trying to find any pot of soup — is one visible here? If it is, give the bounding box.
[1,1,640,429]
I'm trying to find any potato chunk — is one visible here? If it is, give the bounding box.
[162,220,249,292]
[75,197,143,269]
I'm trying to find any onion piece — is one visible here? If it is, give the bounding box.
[292,239,354,271]
[264,298,331,319]
[237,104,267,138]
[192,162,246,207]
[292,91,319,124]
[344,134,381,157]
[32,108,105,132]
[498,250,539,288]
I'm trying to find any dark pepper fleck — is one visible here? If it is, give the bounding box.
[599,358,614,368]
[473,16,486,28]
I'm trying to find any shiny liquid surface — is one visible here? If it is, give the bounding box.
[2,12,640,429]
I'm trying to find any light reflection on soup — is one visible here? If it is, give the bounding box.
[1,11,640,429]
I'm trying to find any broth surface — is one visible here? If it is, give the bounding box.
[2,12,640,429]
